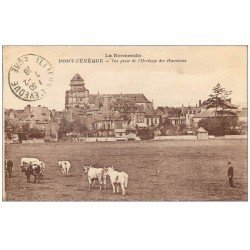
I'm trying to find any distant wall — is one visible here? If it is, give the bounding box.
[153,135,197,140]
[85,137,116,142]
[22,138,45,144]
[222,135,247,139]
[153,135,247,141]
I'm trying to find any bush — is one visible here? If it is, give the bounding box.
[137,128,155,140]
[27,128,44,139]
[198,116,238,136]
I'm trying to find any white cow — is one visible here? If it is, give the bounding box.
[21,157,40,167]
[58,161,71,175]
[104,167,128,195]
[39,161,46,179]
[83,165,106,190]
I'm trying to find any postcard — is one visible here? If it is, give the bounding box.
[2,46,247,201]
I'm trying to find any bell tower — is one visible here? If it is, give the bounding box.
[65,74,89,110]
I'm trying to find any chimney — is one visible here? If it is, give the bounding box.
[51,109,56,118]
[26,104,31,112]
[199,100,202,107]
[103,95,111,110]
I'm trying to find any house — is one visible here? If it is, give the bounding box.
[165,108,186,128]
[237,105,247,134]
[197,127,208,140]
[92,109,126,137]
[125,125,137,140]
[114,129,127,141]
[144,110,161,127]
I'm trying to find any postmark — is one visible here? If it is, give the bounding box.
[8,54,54,101]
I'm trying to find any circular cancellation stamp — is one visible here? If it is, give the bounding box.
[8,54,54,101]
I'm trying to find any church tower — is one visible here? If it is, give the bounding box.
[65,74,89,110]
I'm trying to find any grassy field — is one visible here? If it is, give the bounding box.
[3,139,248,201]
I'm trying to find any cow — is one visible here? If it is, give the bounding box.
[21,157,40,167]
[39,161,46,179]
[104,167,128,195]
[58,161,71,175]
[20,157,45,179]
[83,165,107,190]
[21,163,43,183]
[5,159,13,178]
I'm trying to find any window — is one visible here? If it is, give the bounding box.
[119,132,123,136]
[116,122,123,129]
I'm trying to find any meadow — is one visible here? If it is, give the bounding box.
[4,139,248,201]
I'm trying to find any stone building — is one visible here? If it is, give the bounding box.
[65,73,154,113]
[65,73,90,110]
[64,73,156,136]
[5,105,60,141]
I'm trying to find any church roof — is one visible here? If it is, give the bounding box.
[88,93,151,105]
[71,73,84,81]
[70,73,85,86]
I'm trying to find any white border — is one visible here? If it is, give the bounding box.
[0,1,249,250]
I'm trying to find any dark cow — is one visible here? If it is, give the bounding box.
[5,159,13,178]
[21,164,43,183]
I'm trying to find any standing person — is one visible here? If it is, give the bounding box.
[227,162,234,188]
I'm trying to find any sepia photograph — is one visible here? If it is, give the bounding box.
[2,45,247,201]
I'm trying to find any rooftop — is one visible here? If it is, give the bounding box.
[88,93,151,105]
[70,73,85,85]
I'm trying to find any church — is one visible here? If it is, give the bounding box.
[65,74,90,110]
[65,73,154,111]
[64,74,161,137]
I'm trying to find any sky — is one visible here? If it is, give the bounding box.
[3,46,247,111]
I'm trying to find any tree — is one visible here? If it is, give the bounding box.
[203,83,232,114]
[27,128,44,139]
[160,126,167,136]
[137,127,155,140]
[202,83,238,136]
[179,123,187,135]
[199,116,239,136]
[156,107,166,113]
[58,116,71,138]
[58,115,88,139]
[22,123,30,135]
[121,112,132,125]
[198,118,222,136]
[70,119,87,134]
